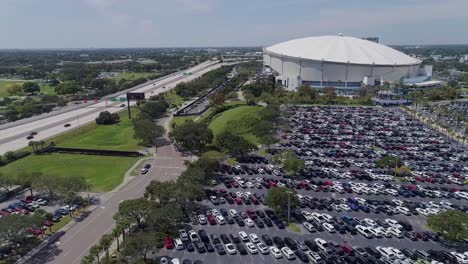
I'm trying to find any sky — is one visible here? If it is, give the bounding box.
[1,0,468,49]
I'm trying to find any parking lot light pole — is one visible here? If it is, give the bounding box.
[286,191,293,224]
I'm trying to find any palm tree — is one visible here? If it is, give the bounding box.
[39,140,46,150]
[80,255,95,264]
[28,141,36,152]
[99,234,113,260]
[111,226,121,252]
[113,213,130,242]
[89,244,102,263]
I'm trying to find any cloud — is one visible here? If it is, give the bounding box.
[84,0,118,10]
[250,0,468,45]
[172,0,216,13]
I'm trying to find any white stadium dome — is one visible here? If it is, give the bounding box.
[263,35,430,90]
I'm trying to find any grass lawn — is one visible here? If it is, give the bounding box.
[164,89,184,107]
[0,153,139,192]
[53,109,141,151]
[112,72,157,81]
[0,81,55,97]
[208,105,262,144]
[171,115,197,129]
[0,80,23,97]
[288,223,301,233]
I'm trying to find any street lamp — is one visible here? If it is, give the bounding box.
[286,191,293,224]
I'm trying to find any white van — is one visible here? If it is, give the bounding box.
[174,238,184,250]
[376,246,396,260]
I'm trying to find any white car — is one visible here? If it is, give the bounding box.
[331,204,342,212]
[396,206,411,216]
[228,209,238,217]
[239,231,248,241]
[225,243,237,254]
[356,225,373,238]
[303,222,315,232]
[416,208,430,216]
[174,238,184,250]
[249,233,260,243]
[340,204,351,211]
[322,223,335,233]
[244,218,254,227]
[171,259,180,264]
[235,191,243,198]
[321,213,333,223]
[281,247,295,260]
[188,230,198,242]
[387,247,405,259]
[257,243,269,254]
[197,214,207,225]
[246,242,258,254]
[307,251,323,263]
[368,227,383,238]
[301,210,314,221]
[451,252,468,264]
[387,227,403,238]
[363,218,377,228]
[215,215,226,225]
[178,229,189,241]
[314,238,329,252]
[270,246,282,258]
[246,182,255,188]
[211,209,220,216]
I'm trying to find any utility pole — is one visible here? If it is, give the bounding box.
[286,191,292,224]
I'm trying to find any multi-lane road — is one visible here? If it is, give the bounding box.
[0,60,221,155]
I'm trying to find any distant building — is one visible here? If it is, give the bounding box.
[263,34,431,91]
[459,54,468,64]
[361,37,379,43]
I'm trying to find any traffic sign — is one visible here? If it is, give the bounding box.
[110,97,116,102]
[119,97,126,102]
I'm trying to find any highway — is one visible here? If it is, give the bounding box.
[0,60,221,155]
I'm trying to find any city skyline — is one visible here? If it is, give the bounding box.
[1,0,468,48]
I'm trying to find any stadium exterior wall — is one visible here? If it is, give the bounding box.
[263,49,421,91]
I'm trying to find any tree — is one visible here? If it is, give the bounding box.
[89,244,102,264]
[169,120,213,153]
[99,233,113,260]
[265,187,299,217]
[215,131,257,157]
[322,87,337,102]
[394,165,411,176]
[252,120,274,138]
[144,181,176,205]
[111,227,121,252]
[23,82,40,95]
[258,135,279,151]
[80,255,95,264]
[95,111,120,125]
[118,198,155,229]
[0,214,44,245]
[7,83,23,95]
[122,231,159,262]
[427,210,468,241]
[146,205,185,233]
[132,119,165,146]
[376,155,403,168]
[140,100,168,119]
[209,92,225,110]
[284,157,305,176]
[54,81,81,95]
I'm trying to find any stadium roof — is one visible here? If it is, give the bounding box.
[264,35,421,66]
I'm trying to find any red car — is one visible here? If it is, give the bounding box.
[43,220,54,227]
[234,198,242,205]
[26,227,42,236]
[164,237,174,249]
[207,215,216,225]
[231,181,239,188]
[246,210,254,218]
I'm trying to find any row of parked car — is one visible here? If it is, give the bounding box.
[169,226,468,264]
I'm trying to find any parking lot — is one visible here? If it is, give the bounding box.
[159,106,468,264]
